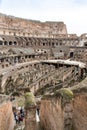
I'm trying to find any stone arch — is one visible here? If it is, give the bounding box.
[52,42,54,46]
[84,42,87,47]
[14,41,17,45]
[56,43,58,46]
[70,52,74,58]
[43,43,45,46]
[9,41,13,45]
[60,42,62,45]
[26,42,29,46]
[4,41,8,45]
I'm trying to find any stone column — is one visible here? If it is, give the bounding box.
[63,100,73,130]
[25,92,37,130]
[25,105,37,130]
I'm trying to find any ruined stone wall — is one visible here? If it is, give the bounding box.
[40,97,73,130]
[0,13,67,37]
[73,94,87,130]
[0,34,79,47]
[0,62,58,94]
[0,101,14,130]
[40,92,87,130]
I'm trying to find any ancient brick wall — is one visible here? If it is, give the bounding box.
[40,92,87,130]
[0,13,67,37]
[40,97,73,130]
[0,101,14,130]
[40,98,64,130]
[73,94,87,130]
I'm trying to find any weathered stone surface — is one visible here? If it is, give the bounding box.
[25,92,37,130]
[40,84,87,130]
[0,13,67,37]
[73,94,87,130]
[0,101,14,130]
[40,94,73,130]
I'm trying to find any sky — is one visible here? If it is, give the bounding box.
[0,0,87,36]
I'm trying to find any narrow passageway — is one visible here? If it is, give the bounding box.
[14,108,43,130]
[36,110,43,130]
[14,117,25,130]
[13,106,25,130]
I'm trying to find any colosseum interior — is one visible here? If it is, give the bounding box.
[0,13,87,130]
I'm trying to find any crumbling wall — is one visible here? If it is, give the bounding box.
[0,101,14,130]
[40,98,64,130]
[73,94,87,130]
[40,90,87,130]
[40,89,73,130]
[0,13,67,37]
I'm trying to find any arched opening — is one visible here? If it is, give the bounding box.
[84,42,87,46]
[43,43,45,46]
[14,41,17,45]
[56,43,58,46]
[44,51,46,53]
[26,42,29,46]
[4,41,8,45]
[0,41,3,45]
[70,52,74,58]
[9,41,13,45]
[60,43,62,45]
[52,42,54,46]
[60,50,62,52]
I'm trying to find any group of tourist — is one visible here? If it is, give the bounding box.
[14,107,25,124]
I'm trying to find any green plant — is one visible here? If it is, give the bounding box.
[25,92,36,107]
[54,88,73,108]
[59,88,73,100]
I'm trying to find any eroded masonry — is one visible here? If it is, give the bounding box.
[0,13,87,130]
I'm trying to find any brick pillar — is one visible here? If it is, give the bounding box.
[25,105,37,130]
[24,92,37,130]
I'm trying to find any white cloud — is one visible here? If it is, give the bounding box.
[0,0,87,35]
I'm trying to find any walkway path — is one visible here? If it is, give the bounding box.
[0,59,86,76]
[14,109,42,130]
[42,59,86,68]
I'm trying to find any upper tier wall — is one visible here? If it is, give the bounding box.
[0,13,67,37]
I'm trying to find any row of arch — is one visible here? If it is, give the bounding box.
[0,40,78,47]
[26,41,63,47]
[0,41,17,46]
[0,39,63,47]
[0,36,80,47]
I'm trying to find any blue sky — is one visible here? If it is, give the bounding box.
[0,0,87,35]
